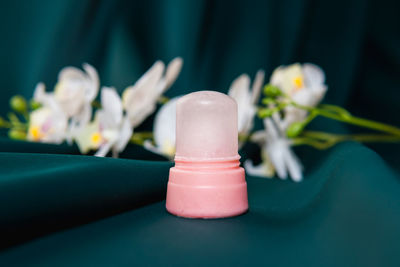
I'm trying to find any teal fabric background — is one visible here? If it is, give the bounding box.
[0,0,399,266]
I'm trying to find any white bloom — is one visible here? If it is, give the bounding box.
[270,63,327,128]
[33,64,100,140]
[54,63,99,117]
[33,82,54,108]
[122,57,183,128]
[243,147,275,178]
[27,99,68,144]
[244,117,303,182]
[143,97,179,160]
[228,70,265,141]
[75,87,132,158]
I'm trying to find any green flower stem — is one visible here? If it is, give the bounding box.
[291,137,334,149]
[91,100,102,109]
[0,121,27,130]
[318,104,351,118]
[258,102,288,118]
[301,130,341,140]
[20,110,29,122]
[0,120,12,128]
[129,132,154,145]
[7,113,28,130]
[262,97,278,105]
[8,112,20,123]
[302,111,318,126]
[291,102,400,137]
[158,96,169,104]
[292,131,400,150]
[239,133,250,143]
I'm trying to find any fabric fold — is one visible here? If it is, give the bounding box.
[0,152,172,248]
[0,142,399,266]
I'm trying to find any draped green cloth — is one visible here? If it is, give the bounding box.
[0,0,399,266]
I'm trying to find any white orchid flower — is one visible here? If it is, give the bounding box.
[54,63,99,117]
[244,117,303,182]
[122,57,183,128]
[33,82,55,108]
[75,87,132,158]
[228,70,265,144]
[33,64,99,141]
[143,97,179,160]
[270,63,327,128]
[27,97,68,144]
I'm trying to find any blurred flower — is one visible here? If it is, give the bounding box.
[122,57,183,128]
[33,82,53,107]
[228,70,265,146]
[75,87,132,157]
[143,97,179,159]
[244,117,303,182]
[54,63,99,117]
[243,147,275,178]
[270,63,327,128]
[27,98,67,144]
[33,64,99,141]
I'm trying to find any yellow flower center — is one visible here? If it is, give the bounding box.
[292,76,304,91]
[29,125,43,141]
[90,132,102,146]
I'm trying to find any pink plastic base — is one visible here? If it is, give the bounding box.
[166,163,248,219]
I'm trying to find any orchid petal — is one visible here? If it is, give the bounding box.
[251,69,265,104]
[58,66,86,81]
[122,61,165,110]
[33,83,59,111]
[83,63,100,102]
[250,130,267,144]
[65,117,77,144]
[284,149,303,182]
[264,118,280,140]
[228,74,252,133]
[102,129,119,144]
[281,108,308,129]
[163,57,183,92]
[128,104,157,128]
[95,142,113,157]
[303,63,325,87]
[76,103,92,129]
[228,74,251,103]
[101,87,122,126]
[143,140,164,156]
[33,82,46,102]
[74,120,100,154]
[153,97,178,153]
[66,103,92,143]
[115,116,133,152]
[122,61,165,127]
[244,159,272,177]
[271,112,286,133]
[270,66,284,87]
[267,141,288,179]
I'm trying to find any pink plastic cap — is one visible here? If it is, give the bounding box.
[166,91,248,219]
